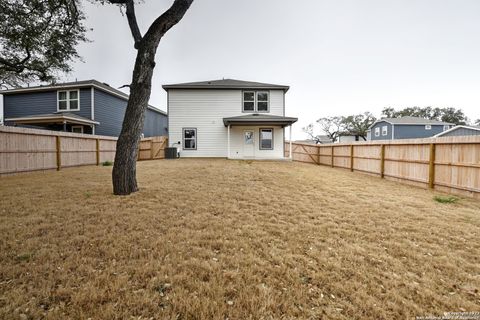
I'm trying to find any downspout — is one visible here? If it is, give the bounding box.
[392,123,395,140]
[91,87,95,135]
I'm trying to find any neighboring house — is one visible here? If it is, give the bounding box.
[338,134,365,143]
[1,80,167,137]
[434,125,480,138]
[369,116,454,141]
[163,79,298,159]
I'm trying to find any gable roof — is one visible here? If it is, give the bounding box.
[434,125,480,137]
[370,116,454,128]
[0,80,167,116]
[162,79,289,92]
[5,112,100,125]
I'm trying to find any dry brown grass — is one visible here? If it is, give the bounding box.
[0,159,479,319]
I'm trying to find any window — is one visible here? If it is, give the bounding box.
[382,125,388,136]
[425,125,432,130]
[374,127,380,137]
[243,91,269,112]
[443,125,449,131]
[71,126,83,134]
[183,128,197,150]
[259,128,273,150]
[58,90,79,111]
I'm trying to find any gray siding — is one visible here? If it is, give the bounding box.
[93,89,126,137]
[394,124,444,139]
[4,88,92,119]
[144,109,168,137]
[440,127,480,137]
[93,89,167,137]
[370,121,393,140]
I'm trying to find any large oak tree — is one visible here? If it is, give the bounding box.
[0,0,87,88]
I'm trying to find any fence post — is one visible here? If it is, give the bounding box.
[96,139,100,165]
[350,145,354,172]
[331,146,334,168]
[150,139,154,160]
[317,145,320,165]
[380,144,385,178]
[429,143,436,189]
[56,136,61,171]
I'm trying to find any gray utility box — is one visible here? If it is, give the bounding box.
[165,147,178,159]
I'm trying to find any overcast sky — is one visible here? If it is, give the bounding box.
[54,0,480,138]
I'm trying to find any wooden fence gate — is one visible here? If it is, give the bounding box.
[138,136,168,160]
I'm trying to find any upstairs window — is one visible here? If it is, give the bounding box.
[443,125,450,131]
[243,91,269,112]
[58,90,79,111]
[382,125,388,136]
[374,127,380,137]
[183,128,197,150]
[259,128,273,150]
[425,125,432,130]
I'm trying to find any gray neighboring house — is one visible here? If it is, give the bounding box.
[1,80,167,137]
[368,116,454,141]
[434,125,480,138]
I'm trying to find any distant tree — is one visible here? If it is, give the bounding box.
[0,0,87,88]
[302,124,325,144]
[316,116,346,142]
[475,119,480,126]
[381,106,468,125]
[342,112,376,141]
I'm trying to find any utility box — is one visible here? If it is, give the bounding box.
[165,147,178,159]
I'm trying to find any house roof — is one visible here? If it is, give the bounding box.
[5,112,100,126]
[0,80,167,116]
[370,116,454,128]
[162,79,290,92]
[434,125,480,137]
[223,113,297,127]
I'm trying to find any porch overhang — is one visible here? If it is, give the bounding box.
[223,114,298,127]
[5,113,100,126]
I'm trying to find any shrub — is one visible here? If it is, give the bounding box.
[102,161,113,166]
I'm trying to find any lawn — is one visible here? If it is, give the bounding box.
[0,159,479,319]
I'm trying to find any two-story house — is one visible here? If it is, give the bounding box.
[368,116,454,141]
[163,79,297,159]
[1,80,167,137]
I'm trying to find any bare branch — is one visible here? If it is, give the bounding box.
[107,0,142,48]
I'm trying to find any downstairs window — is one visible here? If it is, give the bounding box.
[259,128,273,150]
[183,128,197,150]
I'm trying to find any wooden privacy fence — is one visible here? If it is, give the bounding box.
[0,126,167,175]
[285,136,480,198]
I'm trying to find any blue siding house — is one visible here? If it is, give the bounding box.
[1,80,167,137]
[434,125,480,138]
[368,116,454,141]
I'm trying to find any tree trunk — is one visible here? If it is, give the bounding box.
[112,44,156,195]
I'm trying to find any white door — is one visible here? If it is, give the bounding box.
[243,130,255,158]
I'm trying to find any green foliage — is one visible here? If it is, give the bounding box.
[433,195,459,204]
[0,0,88,88]
[102,160,113,166]
[381,107,469,125]
[475,119,480,126]
[341,112,376,140]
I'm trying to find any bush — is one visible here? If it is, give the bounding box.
[434,195,459,204]
[102,161,113,166]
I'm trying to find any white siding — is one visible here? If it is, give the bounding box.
[168,89,285,158]
[229,126,284,159]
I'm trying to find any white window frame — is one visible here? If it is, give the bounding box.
[381,125,388,136]
[71,125,84,134]
[443,125,449,131]
[242,90,269,113]
[182,128,197,150]
[374,127,380,137]
[57,90,80,112]
[259,128,274,150]
[425,124,432,130]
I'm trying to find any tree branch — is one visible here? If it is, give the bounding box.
[142,0,193,46]
[108,0,142,48]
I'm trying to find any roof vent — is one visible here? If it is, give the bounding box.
[207,81,211,84]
